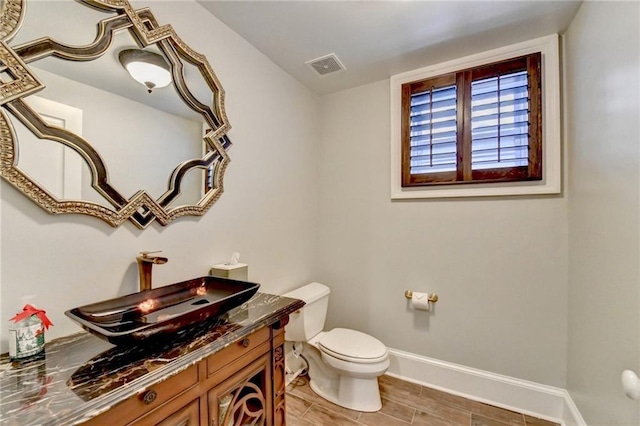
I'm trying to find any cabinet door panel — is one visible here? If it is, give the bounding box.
[208,354,272,426]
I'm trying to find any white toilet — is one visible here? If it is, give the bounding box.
[283,282,389,412]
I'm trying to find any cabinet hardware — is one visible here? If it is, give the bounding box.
[141,390,157,405]
[241,338,250,348]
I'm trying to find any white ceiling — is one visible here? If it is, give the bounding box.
[198,1,582,96]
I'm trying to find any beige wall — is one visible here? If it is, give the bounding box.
[565,1,640,424]
[316,80,569,387]
[0,0,320,350]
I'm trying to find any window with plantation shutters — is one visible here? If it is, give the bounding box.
[401,53,541,187]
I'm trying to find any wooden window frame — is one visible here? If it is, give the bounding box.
[391,35,560,199]
[401,53,542,188]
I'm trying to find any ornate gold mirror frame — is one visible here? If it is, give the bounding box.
[0,0,231,229]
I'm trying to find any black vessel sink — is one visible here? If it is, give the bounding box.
[65,276,260,345]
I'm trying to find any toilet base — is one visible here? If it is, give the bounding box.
[309,374,382,412]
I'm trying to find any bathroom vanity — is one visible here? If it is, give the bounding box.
[0,293,304,426]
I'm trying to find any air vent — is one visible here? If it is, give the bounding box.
[305,53,346,77]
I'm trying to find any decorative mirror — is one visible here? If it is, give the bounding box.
[0,0,232,228]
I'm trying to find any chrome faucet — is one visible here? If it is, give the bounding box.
[137,251,168,292]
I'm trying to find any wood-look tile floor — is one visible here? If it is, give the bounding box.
[285,374,559,426]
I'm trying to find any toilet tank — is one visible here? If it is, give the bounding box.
[282,282,330,342]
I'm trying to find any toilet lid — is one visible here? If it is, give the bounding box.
[318,328,387,362]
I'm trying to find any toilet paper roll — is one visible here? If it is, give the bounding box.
[411,292,431,311]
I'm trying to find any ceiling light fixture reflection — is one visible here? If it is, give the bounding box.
[118,49,171,93]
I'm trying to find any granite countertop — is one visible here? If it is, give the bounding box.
[0,292,304,426]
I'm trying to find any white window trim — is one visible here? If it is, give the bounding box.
[390,34,561,199]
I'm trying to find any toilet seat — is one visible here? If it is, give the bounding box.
[318,328,388,364]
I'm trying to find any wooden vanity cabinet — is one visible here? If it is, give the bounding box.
[83,320,288,426]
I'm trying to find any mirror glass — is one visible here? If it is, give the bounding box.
[0,0,231,228]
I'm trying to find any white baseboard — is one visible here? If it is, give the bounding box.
[560,391,588,426]
[386,348,587,426]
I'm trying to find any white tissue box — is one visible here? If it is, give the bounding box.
[210,263,248,281]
